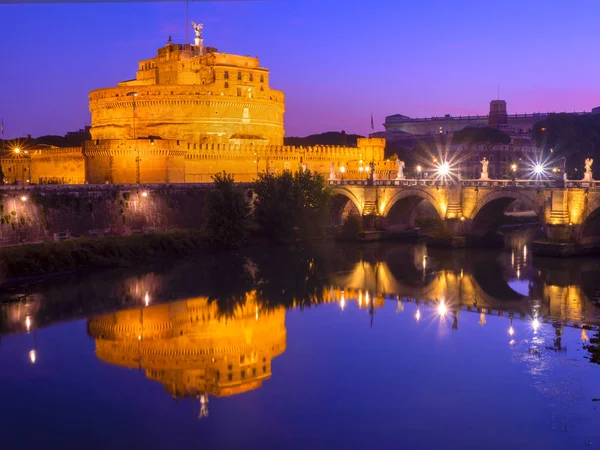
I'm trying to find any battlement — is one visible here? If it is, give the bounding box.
[29,147,84,158]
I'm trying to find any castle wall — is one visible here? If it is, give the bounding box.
[89,88,285,145]
[82,138,388,184]
[29,147,86,184]
[84,140,186,184]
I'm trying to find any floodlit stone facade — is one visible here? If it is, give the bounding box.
[80,29,389,184]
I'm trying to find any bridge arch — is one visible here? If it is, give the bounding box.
[329,187,363,226]
[381,189,445,228]
[577,202,600,246]
[468,190,542,236]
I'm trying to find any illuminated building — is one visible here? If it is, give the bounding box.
[82,25,389,184]
[87,295,286,399]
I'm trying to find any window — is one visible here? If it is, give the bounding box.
[237,71,242,80]
[252,368,257,376]
[240,355,245,364]
[241,370,246,379]
[237,86,242,96]
[228,373,233,381]
[263,365,267,373]
[260,74,264,83]
[249,73,253,81]
[224,81,229,88]
[224,70,229,79]
[260,86,264,92]
[228,364,232,371]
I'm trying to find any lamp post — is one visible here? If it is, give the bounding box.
[416,165,422,179]
[127,92,140,184]
[340,165,345,181]
[511,163,517,181]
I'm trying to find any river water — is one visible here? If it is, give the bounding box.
[1,230,600,449]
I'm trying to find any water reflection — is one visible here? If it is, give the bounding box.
[3,237,600,448]
[2,241,600,334]
[87,294,286,418]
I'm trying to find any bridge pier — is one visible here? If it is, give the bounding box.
[329,179,600,256]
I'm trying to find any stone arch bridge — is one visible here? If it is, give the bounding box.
[329,178,600,253]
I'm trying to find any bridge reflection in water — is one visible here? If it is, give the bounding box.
[4,239,600,415]
[67,242,600,418]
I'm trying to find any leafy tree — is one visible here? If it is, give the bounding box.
[251,170,332,243]
[203,171,250,248]
[293,169,332,239]
[451,127,512,146]
[341,213,363,239]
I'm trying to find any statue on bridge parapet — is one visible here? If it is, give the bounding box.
[395,159,405,180]
[480,157,489,180]
[301,162,308,173]
[370,161,376,182]
[584,158,594,181]
[329,162,336,180]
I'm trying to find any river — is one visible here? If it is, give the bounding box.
[1,230,600,449]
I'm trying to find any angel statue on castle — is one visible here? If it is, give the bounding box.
[191,22,203,39]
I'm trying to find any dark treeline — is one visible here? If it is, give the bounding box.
[205,169,333,247]
[533,113,600,178]
[283,131,363,147]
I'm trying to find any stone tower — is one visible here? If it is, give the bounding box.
[488,100,508,127]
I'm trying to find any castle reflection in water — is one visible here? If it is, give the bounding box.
[87,294,286,418]
[3,238,600,417]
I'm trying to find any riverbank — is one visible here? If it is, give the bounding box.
[0,230,213,285]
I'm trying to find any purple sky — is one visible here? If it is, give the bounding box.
[1,0,600,138]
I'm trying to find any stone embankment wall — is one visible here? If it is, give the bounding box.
[0,184,211,247]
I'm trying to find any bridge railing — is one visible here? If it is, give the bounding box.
[328,179,454,187]
[328,178,584,189]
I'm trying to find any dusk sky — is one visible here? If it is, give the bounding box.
[1,0,600,138]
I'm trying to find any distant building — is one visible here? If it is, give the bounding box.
[384,100,600,137]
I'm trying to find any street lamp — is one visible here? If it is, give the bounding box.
[437,161,450,177]
[340,165,345,180]
[127,91,140,184]
[416,165,422,179]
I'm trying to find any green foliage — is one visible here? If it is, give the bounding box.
[415,216,453,238]
[203,171,251,248]
[284,131,363,147]
[451,127,512,145]
[340,213,363,239]
[532,113,600,178]
[251,170,332,243]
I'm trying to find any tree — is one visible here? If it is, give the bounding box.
[451,127,512,146]
[251,170,332,243]
[532,113,600,179]
[203,171,250,248]
[340,212,363,239]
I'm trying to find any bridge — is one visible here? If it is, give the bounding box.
[328,178,600,255]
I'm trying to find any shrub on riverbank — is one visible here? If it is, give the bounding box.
[0,231,209,280]
[415,216,453,238]
[252,170,332,243]
[340,213,363,239]
[203,171,251,248]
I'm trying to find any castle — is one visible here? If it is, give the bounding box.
[2,24,389,185]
